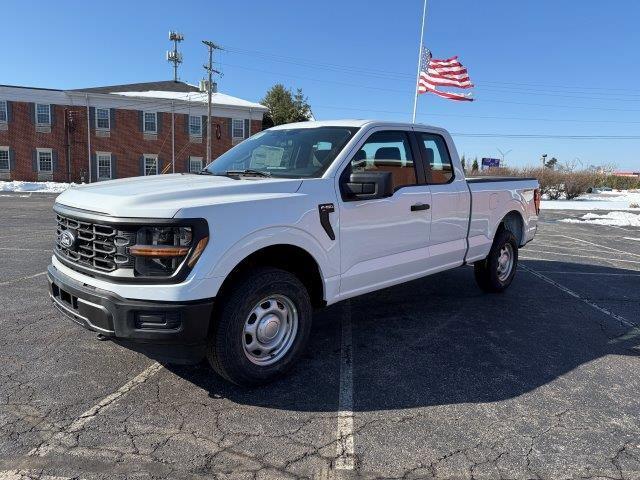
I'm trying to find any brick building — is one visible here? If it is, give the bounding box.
[0,81,267,183]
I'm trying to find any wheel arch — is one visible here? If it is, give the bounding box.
[215,244,326,310]
[498,210,525,246]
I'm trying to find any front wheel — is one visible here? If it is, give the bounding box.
[474,229,519,293]
[207,267,312,386]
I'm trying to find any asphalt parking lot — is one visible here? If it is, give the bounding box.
[0,194,639,480]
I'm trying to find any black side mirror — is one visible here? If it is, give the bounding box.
[342,171,393,200]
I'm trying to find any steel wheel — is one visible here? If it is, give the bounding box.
[242,295,299,366]
[496,243,514,282]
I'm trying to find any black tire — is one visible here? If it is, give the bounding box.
[207,267,312,386]
[474,229,519,293]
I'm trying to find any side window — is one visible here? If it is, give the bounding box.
[349,130,416,190]
[419,133,453,184]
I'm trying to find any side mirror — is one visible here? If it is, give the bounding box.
[342,171,393,200]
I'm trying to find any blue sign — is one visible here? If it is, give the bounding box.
[481,158,500,169]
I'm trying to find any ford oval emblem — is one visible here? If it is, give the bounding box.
[59,230,77,249]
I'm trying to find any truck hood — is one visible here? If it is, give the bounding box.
[55,174,304,218]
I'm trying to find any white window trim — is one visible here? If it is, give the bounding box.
[36,104,51,125]
[189,156,203,173]
[143,154,158,176]
[37,147,53,172]
[0,146,9,172]
[189,115,202,137]
[0,101,7,123]
[232,118,245,139]
[95,108,110,131]
[96,151,112,180]
[143,112,157,134]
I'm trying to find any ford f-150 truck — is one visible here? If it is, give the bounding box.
[48,120,539,385]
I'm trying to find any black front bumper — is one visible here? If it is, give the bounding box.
[47,265,215,364]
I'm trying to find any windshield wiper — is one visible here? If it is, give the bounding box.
[224,169,272,178]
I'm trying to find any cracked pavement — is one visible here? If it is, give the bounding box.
[0,195,639,479]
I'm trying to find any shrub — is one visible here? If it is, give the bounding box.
[564,171,596,199]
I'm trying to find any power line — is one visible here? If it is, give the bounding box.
[221,62,640,113]
[311,104,640,124]
[221,44,640,95]
[451,133,640,140]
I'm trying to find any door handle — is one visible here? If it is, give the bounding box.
[410,203,430,212]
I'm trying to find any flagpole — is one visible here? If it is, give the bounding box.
[412,0,428,123]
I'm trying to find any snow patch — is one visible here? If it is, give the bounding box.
[560,211,640,227]
[111,90,267,110]
[542,189,640,211]
[0,181,72,193]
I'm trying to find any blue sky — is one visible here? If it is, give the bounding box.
[5,0,640,169]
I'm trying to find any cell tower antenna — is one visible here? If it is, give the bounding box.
[167,31,184,81]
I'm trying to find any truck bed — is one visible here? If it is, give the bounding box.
[464,176,539,264]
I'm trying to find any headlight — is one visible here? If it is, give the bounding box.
[129,226,208,277]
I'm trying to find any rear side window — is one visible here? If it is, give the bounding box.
[349,130,416,191]
[418,133,453,184]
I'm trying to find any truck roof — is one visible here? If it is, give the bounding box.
[268,119,441,130]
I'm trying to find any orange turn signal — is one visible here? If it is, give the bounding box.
[129,245,190,257]
[187,236,209,267]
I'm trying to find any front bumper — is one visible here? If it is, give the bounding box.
[47,264,215,364]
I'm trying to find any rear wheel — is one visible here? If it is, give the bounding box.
[207,267,312,386]
[474,229,519,293]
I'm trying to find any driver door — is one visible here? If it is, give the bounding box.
[338,129,432,298]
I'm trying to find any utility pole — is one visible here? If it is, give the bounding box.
[171,101,175,173]
[202,40,222,163]
[167,31,184,82]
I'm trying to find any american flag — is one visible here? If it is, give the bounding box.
[418,48,474,101]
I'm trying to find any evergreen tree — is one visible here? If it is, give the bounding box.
[460,154,466,171]
[472,158,479,172]
[261,84,312,128]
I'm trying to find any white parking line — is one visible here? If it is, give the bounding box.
[521,269,640,277]
[0,272,46,286]
[29,362,163,457]
[556,234,640,258]
[334,301,355,470]
[520,264,635,328]
[623,237,640,242]
[521,249,640,265]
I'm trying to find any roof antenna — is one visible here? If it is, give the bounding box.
[167,31,184,82]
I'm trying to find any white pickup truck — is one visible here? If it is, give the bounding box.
[48,120,539,385]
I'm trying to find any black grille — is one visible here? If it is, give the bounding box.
[55,214,134,273]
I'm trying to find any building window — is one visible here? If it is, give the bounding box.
[189,156,203,173]
[144,155,158,175]
[97,152,112,180]
[232,119,244,139]
[0,101,7,123]
[189,115,202,137]
[0,147,9,171]
[36,104,51,125]
[144,112,157,133]
[96,108,110,130]
[37,148,53,172]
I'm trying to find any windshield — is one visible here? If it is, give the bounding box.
[203,126,359,178]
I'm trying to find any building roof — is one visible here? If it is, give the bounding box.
[111,90,267,111]
[72,80,200,94]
